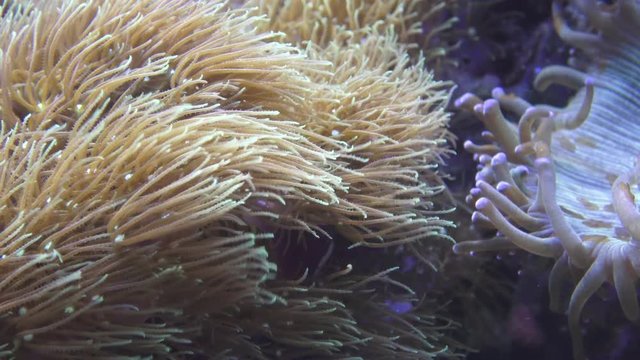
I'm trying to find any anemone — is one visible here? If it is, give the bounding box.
[453,1,640,359]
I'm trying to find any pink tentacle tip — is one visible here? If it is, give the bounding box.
[474,172,486,182]
[475,197,491,210]
[455,93,473,108]
[496,181,511,192]
[491,87,506,99]
[470,187,481,197]
[478,154,492,164]
[481,130,493,138]
[585,77,595,86]
[491,152,507,166]
[463,140,474,150]
[483,99,499,116]
[452,243,465,255]
[471,211,483,223]
[514,144,525,153]
[465,194,475,205]
[513,165,530,176]
[473,103,483,114]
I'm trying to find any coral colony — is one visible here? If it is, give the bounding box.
[0,0,639,359]
[0,0,456,358]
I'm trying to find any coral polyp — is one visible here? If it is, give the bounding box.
[454,0,640,359]
[0,0,462,357]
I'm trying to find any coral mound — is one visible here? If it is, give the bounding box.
[0,0,457,358]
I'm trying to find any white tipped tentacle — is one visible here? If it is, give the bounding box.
[474,197,562,257]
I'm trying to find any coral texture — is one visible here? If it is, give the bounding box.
[250,0,455,253]
[454,0,640,359]
[251,0,424,45]
[0,0,457,358]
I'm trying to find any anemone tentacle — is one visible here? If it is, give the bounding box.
[454,1,640,359]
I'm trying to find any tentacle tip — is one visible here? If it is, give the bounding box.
[491,87,505,99]
[478,154,492,164]
[513,165,530,176]
[454,96,467,108]
[475,197,491,210]
[471,211,486,225]
[456,93,480,109]
[496,181,511,192]
[585,77,595,86]
[470,187,481,197]
[452,243,466,255]
[465,194,475,205]
[491,152,507,166]
[483,99,499,115]
[463,140,474,151]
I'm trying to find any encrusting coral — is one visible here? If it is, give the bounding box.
[0,0,459,358]
[453,0,640,359]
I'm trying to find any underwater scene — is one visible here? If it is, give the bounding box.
[0,0,639,359]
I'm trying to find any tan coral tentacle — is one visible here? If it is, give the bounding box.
[534,154,590,267]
